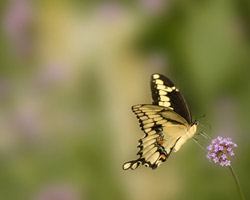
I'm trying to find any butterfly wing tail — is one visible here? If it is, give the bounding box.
[122,159,141,170]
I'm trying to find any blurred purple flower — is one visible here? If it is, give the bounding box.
[3,0,34,56]
[35,184,80,200]
[207,136,237,167]
[97,2,125,22]
[139,0,166,15]
[36,62,68,88]
[13,106,40,137]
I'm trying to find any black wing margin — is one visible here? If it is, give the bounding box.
[151,73,192,124]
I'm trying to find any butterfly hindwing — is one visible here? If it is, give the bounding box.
[122,105,175,170]
[151,74,192,124]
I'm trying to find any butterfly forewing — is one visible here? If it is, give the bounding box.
[151,74,192,124]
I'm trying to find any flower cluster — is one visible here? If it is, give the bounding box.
[207,136,237,167]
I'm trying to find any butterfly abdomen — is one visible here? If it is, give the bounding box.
[173,124,197,152]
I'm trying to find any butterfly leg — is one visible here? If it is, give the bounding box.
[192,137,206,151]
[199,131,210,139]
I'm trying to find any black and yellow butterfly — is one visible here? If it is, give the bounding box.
[123,73,198,170]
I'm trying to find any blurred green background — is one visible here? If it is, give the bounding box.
[0,0,249,199]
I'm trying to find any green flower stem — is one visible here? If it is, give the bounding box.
[228,165,245,200]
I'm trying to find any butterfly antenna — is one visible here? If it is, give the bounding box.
[199,131,211,139]
[192,138,206,152]
[201,131,211,139]
[196,114,206,120]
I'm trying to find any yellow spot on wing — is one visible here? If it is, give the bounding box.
[144,112,158,115]
[143,139,156,147]
[148,114,160,118]
[142,134,159,143]
[133,105,141,108]
[147,130,157,135]
[140,116,148,120]
[155,79,164,84]
[159,102,164,106]
[148,152,160,164]
[153,117,163,121]
[153,74,160,79]
[157,85,166,90]
[159,90,167,95]
[156,119,167,125]
[123,162,132,170]
[162,102,171,107]
[165,87,173,92]
[160,96,170,101]
[137,113,144,117]
[143,119,154,124]
[144,128,152,133]
[142,144,155,155]
[144,147,157,160]
[143,122,154,129]
[131,162,139,170]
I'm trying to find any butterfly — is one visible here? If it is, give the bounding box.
[123,73,198,170]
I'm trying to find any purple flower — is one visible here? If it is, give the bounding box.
[3,0,34,57]
[139,0,167,15]
[97,3,124,22]
[36,62,68,88]
[207,136,237,167]
[35,184,80,200]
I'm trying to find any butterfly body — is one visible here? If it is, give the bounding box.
[172,122,197,152]
[123,74,197,170]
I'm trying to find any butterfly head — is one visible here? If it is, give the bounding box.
[189,120,198,138]
[192,120,199,126]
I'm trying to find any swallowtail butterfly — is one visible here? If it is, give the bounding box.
[123,73,198,170]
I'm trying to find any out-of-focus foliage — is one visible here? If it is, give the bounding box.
[0,0,249,200]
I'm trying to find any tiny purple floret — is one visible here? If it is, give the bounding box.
[207,136,237,167]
